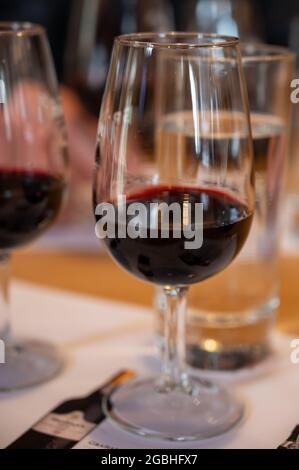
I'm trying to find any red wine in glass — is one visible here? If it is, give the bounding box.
[0,169,66,249]
[93,32,255,441]
[96,185,253,286]
[0,23,69,391]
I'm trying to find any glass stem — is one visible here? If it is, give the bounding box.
[0,252,11,343]
[157,286,190,393]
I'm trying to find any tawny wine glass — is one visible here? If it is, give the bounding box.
[0,23,68,390]
[93,32,254,441]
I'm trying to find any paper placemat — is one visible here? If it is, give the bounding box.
[1,281,299,449]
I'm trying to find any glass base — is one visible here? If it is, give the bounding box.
[0,339,64,391]
[103,376,244,441]
[186,342,270,371]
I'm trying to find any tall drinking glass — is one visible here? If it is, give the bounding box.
[94,32,254,440]
[0,23,68,390]
[177,44,293,370]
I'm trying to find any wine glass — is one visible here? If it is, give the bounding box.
[93,32,254,441]
[0,23,68,390]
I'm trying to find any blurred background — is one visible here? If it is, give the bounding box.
[1,0,298,251]
[1,1,298,348]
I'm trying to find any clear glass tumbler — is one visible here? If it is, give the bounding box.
[156,43,294,370]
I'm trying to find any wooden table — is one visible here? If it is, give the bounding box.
[11,251,299,336]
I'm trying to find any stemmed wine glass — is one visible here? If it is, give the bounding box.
[0,23,68,390]
[93,32,254,441]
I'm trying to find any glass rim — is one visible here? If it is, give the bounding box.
[241,42,295,62]
[0,22,45,37]
[116,32,239,49]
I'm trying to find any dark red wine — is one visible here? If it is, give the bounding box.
[0,169,66,249]
[96,186,253,286]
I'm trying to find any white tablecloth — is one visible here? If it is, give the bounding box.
[1,282,298,449]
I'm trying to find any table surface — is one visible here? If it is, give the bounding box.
[11,251,299,336]
[3,281,297,449]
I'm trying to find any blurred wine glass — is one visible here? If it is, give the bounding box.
[64,0,175,116]
[183,0,264,42]
[0,23,68,390]
[62,0,175,227]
